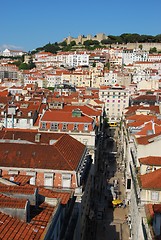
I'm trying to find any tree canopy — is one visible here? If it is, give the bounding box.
[30,33,161,54]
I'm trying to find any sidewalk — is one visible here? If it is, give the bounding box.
[96,170,130,240]
[95,127,130,240]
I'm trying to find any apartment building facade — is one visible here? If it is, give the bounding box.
[99,85,129,123]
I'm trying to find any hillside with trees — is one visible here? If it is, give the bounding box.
[31,33,161,54]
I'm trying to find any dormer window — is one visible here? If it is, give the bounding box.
[73,123,78,131]
[51,123,58,130]
[62,123,67,131]
[84,124,88,131]
[42,122,46,129]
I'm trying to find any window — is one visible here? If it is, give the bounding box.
[73,123,78,131]
[50,123,58,130]
[26,171,36,185]
[84,124,88,131]
[42,122,46,129]
[62,123,67,131]
[44,173,54,187]
[151,191,159,201]
[62,174,71,188]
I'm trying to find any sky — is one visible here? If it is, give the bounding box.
[1,0,161,52]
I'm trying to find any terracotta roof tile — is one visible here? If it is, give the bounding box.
[63,105,102,117]
[126,114,157,122]
[125,105,160,116]
[0,194,27,209]
[0,199,57,239]
[0,128,64,145]
[41,110,94,123]
[0,185,36,195]
[136,132,161,145]
[140,168,161,189]
[2,174,32,185]
[0,134,86,171]
[139,156,161,166]
[38,187,72,205]
[135,122,161,136]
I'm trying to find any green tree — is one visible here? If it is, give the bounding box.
[28,60,36,69]
[70,40,76,46]
[149,47,157,53]
[44,43,60,54]
[19,63,29,70]
[59,41,67,47]
[139,44,143,50]
[12,60,22,67]
[154,34,161,42]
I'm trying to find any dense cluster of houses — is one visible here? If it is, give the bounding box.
[0,45,161,239]
[122,102,161,239]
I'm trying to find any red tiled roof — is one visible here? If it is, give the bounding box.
[0,202,55,239]
[126,114,157,122]
[140,168,161,189]
[0,194,27,209]
[38,187,72,205]
[127,120,145,127]
[136,122,161,136]
[41,110,94,123]
[63,105,101,116]
[2,174,32,185]
[0,129,64,145]
[135,132,161,145]
[0,134,86,171]
[133,94,158,101]
[139,156,161,166]
[125,105,160,116]
[0,185,36,195]
[54,134,86,170]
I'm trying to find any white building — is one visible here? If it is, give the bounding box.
[123,49,148,65]
[2,49,26,57]
[65,52,89,67]
[99,85,129,123]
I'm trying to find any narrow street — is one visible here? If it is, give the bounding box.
[85,123,130,240]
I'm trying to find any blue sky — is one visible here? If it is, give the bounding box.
[1,0,161,52]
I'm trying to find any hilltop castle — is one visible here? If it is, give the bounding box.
[64,33,108,45]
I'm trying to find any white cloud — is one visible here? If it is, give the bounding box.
[0,44,24,52]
